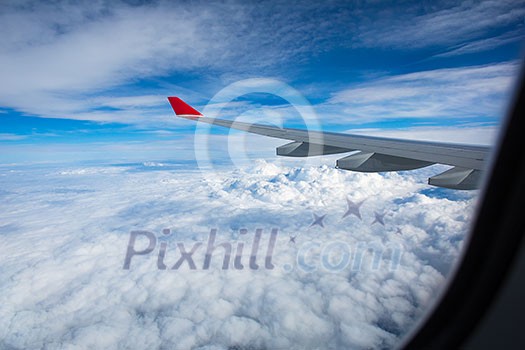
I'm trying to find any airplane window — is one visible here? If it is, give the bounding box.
[1,1,523,349]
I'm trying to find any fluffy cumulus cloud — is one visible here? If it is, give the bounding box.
[0,160,478,349]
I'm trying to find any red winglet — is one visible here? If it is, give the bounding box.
[167,97,203,117]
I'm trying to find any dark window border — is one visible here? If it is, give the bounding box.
[401,59,525,349]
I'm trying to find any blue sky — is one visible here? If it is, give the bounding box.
[0,0,524,164]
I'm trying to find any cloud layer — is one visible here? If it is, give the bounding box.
[0,160,478,349]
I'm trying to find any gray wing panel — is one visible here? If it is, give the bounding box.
[192,116,490,170]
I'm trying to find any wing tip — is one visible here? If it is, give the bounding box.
[167,96,203,117]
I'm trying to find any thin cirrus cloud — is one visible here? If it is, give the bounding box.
[0,1,522,127]
[0,133,28,141]
[324,61,519,124]
[435,29,525,57]
[355,0,525,51]
[0,1,231,120]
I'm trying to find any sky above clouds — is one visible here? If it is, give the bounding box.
[0,0,524,164]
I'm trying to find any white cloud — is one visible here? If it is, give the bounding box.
[0,2,221,87]
[0,1,335,123]
[435,29,525,57]
[0,138,199,164]
[326,61,518,123]
[95,95,168,109]
[0,160,479,349]
[0,133,28,141]
[356,0,525,50]
[1,1,521,125]
[0,1,234,122]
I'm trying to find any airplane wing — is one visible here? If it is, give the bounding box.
[168,96,491,190]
